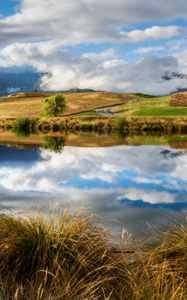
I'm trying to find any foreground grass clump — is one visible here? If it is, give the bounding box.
[0,213,187,300]
[0,212,128,300]
[130,225,187,300]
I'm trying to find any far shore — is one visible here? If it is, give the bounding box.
[0,91,186,135]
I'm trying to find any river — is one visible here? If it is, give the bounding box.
[0,131,187,239]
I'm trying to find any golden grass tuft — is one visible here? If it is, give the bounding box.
[129,224,187,300]
[0,212,187,299]
[0,212,129,299]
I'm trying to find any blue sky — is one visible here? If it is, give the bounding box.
[0,0,187,94]
[0,0,19,17]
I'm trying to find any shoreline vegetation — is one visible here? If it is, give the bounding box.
[0,212,186,299]
[0,115,187,135]
[0,91,186,135]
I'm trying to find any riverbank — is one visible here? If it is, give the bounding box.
[0,91,187,134]
[0,115,187,135]
[0,212,186,300]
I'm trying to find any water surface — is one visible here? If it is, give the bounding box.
[0,132,187,238]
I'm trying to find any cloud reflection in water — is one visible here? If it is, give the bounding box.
[0,144,187,237]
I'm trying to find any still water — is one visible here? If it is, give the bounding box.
[0,133,187,238]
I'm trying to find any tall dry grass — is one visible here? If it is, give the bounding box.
[128,224,187,300]
[0,212,186,300]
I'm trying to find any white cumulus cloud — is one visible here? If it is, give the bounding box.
[0,0,186,45]
[0,0,186,94]
[0,41,187,94]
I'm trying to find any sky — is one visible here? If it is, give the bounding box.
[0,0,187,94]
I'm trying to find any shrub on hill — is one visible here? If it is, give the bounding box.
[42,95,66,117]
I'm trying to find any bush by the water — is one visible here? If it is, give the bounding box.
[0,212,186,300]
[115,117,127,136]
[12,117,35,137]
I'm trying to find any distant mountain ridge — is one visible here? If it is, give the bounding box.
[63,87,95,93]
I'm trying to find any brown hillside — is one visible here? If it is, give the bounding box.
[170,92,187,106]
[0,92,132,118]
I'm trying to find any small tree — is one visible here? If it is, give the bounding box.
[42,94,66,117]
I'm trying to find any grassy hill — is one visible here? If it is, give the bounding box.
[0,92,130,118]
[0,92,187,119]
[112,94,187,117]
